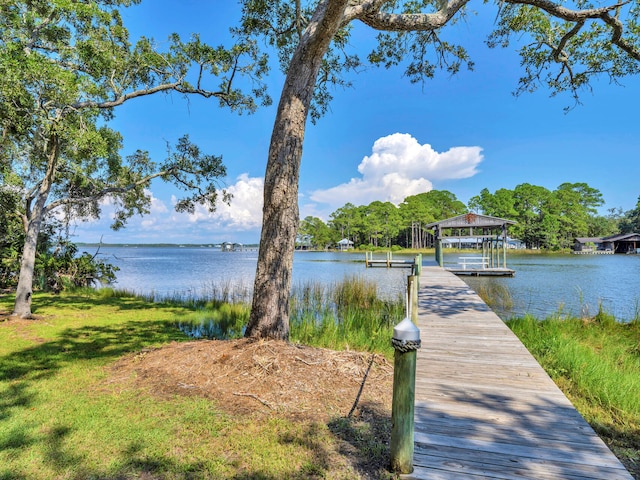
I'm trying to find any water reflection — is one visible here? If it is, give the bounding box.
[177,319,245,340]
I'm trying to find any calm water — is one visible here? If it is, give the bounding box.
[92,246,640,321]
[94,246,411,301]
[448,252,640,322]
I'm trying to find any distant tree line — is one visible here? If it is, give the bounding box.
[297,183,640,251]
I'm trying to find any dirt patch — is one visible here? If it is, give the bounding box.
[0,311,16,322]
[109,339,397,478]
[110,338,393,421]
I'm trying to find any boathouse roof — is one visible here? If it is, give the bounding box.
[603,232,640,242]
[575,237,605,244]
[424,213,516,230]
[575,233,640,244]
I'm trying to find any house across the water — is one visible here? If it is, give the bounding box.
[573,233,640,254]
[336,238,354,251]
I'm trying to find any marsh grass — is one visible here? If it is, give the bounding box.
[475,280,514,313]
[507,314,640,465]
[290,276,403,357]
[169,275,405,357]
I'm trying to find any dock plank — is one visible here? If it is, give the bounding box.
[402,264,632,479]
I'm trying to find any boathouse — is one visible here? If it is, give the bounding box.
[425,213,516,276]
[574,232,640,254]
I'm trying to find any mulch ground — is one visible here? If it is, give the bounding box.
[110,338,394,422]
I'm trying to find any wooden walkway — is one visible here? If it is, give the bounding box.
[404,263,632,479]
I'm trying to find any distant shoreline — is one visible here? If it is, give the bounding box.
[76,243,260,248]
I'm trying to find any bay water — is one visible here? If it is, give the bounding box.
[94,246,410,301]
[92,246,640,322]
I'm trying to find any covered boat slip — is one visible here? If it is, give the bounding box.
[425,214,516,277]
[403,263,632,479]
[574,233,640,254]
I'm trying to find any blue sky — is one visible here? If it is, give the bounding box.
[72,2,640,245]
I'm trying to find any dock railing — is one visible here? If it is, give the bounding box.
[458,256,489,270]
[364,252,423,273]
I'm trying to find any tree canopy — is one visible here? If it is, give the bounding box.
[296,184,625,252]
[469,182,613,249]
[1,0,269,317]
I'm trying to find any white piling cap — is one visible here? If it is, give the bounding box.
[393,317,420,342]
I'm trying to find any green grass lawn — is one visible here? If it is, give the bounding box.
[0,290,394,480]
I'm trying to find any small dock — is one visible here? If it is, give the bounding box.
[571,250,614,255]
[404,263,632,479]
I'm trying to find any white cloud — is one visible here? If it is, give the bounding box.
[309,133,483,210]
[143,174,264,234]
[72,176,264,243]
[210,174,264,230]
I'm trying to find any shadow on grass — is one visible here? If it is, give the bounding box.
[328,403,395,479]
[0,318,187,384]
[0,294,191,435]
[1,416,396,480]
[30,290,193,315]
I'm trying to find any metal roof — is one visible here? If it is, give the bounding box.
[424,213,517,229]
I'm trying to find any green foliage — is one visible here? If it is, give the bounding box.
[399,191,466,249]
[468,182,622,250]
[1,1,272,315]
[176,303,250,340]
[0,220,118,292]
[298,215,335,249]
[315,190,466,250]
[34,241,119,293]
[488,2,640,108]
[474,280,514,313]
[620,195,640,234]
[173,275,404,356]
[290,276,404,356]
[303,181,633,252]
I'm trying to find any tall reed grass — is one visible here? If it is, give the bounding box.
[474,280,514,313]
[168,275,405,357]
[290,276,404,356]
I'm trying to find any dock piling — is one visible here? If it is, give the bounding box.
[390,316,421,474]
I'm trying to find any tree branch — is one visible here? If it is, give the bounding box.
[43,169,171,215]
[346,0,469,31]
[601,11,640,61]
[508,0,630,22]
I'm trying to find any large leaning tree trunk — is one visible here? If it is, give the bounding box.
[245,0,349,340]
[13,136,59,319]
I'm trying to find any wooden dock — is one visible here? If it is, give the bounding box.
[404,263,632,479]
[446,267,515,277]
